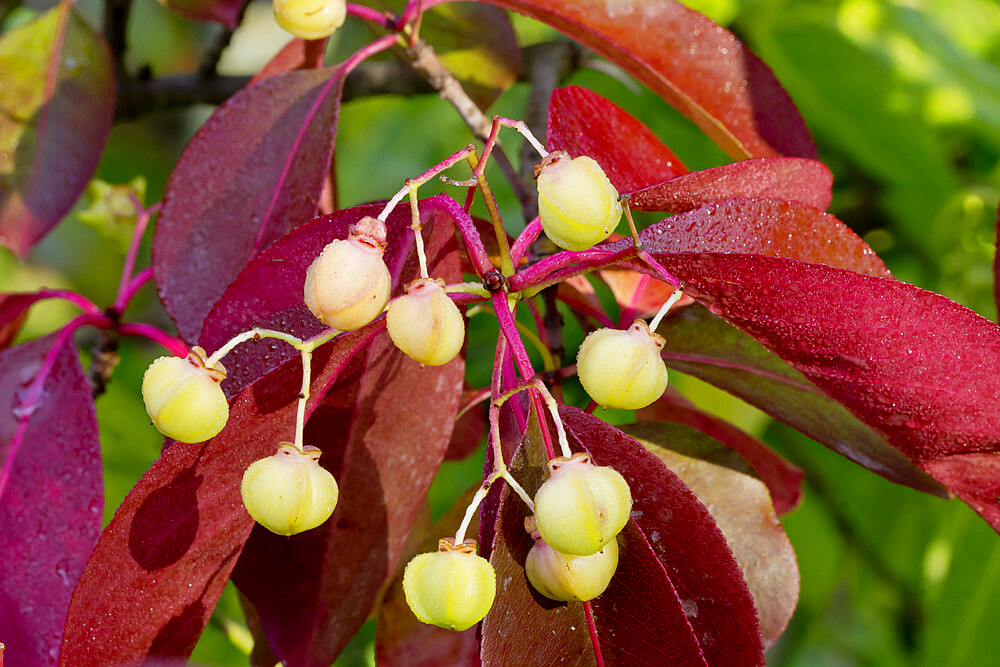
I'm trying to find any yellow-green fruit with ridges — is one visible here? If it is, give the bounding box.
[273,0,347,40]
[142,346,229,443]
[240,443,339,535]
[525,517,619,602]
[577,319,668,410]
[402,538,496,631]
[532,452,632,556]
[537,151,622,251]
[386,277,465,366]
[304,217,391,331]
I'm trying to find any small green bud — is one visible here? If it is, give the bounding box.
[386,278,465,366]
[142,346,228,443]
[533,452,632,556]
[524,516,619,602]
[240,443,339,535]
[402,537,496,631]
[536,152,622,251]
[577,319,667,410]
[273,0,347,40]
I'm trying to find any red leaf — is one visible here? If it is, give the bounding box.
[994,205,1000,321]
[198,196,464,396]
[657,252,1000,534]
[159,0,246,28]
[446,387,488,461]
[656,302,945,495]
[250,38,329,85]
[636,398,804,515]
[59,328,377,665]
[0,5,115,256]
[623,423,799,648]
[0,293,49,349]
[482,1,814,159]
[562,407,764,666]
[232,341,464,666]
[154,66,348,342]
[609,197,889,277]
[628,158,833,213]
[0,335,102,667]
[546,85,687,193]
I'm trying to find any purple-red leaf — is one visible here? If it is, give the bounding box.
[657,252,1000,534]
[608,198,889,277]
[623,423,799,648]
[199,196,465,396]
[483,2,815,159]
[59,328,378,665]
[546,85,687,192]
[250,38,328,85]
[636,398,804,515]
[153,66,348,342]
[628,158,833,213]
[159,0,246,28]
[994,205,999,321]
[656,302,945,495]
[227,201,464,666]
[0,5,115,257]
[0,335,102,667]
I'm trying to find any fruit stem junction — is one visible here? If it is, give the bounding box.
[648,288,685,331]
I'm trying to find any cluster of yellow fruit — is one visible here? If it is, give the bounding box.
[403,453,632,630]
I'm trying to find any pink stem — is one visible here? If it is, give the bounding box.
[507,247,621,292]
[119,322,189,357]
[584,400,598,414]
[583,601,605,667]
[556,292,615,329]
[501,341,527,434]
[509,217,541,265]
[524,297,549,350]
[345,3,395,28]
[113,201,158,311]
[451,208,495,278]
[0,312,109,502]
[32,289,101,315]
[114,267,153,312]
[635,248,682,289]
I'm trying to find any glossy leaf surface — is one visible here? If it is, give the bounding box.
[160,0,246,27]
[199,196,464,396]
[0,335,102,667]
[623,422,799,648]
[482,0,815,158]
[636,398,804,515]
[154,66,348,342]
[658,252,1000,533]
[59,329,378,666]
[0,5,114,256]
[656,302,944,495]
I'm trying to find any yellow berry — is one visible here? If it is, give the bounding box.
[533,452,632,556]
[536,151,622,251]
[402,538,496,631]
[577,319,667,410]
[304,216,391,331]
[386,277,465,366]
[142,346,229,443]
[524,517,619,602]
[273,0,346,40]
[240,443,339,535]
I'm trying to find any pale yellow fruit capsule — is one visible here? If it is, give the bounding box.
[142,346,229,443]
[524,516,619,602]
[577,319,668,410]
[386,277,465,366]
[240,443,339,535]
[403,537,496,631]
[273,0,347,40]
[304,216,391,331]
[536,151,623,251]
[533,452,632,556]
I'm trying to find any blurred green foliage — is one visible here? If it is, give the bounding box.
[3,0,1000,664]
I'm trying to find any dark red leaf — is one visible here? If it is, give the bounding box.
[0,293,49,349]
[562,407,764,666]
[636,398,804,515]
[622,423,799,648]
[59,328,377,665]
[154,66,349,342]
[546,85,687,193]
[628,158,833,213]
[0,335,102,667]
[198,196,464,397]
[446,387,488,461]
[0,5,115,256]
[482,1,815,159]
[657,252,1000,534]
[656,302,945,495]
[228,206,464,666]
[250,38,329,85]
[608,198,889,277]
[160,0,246,28]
